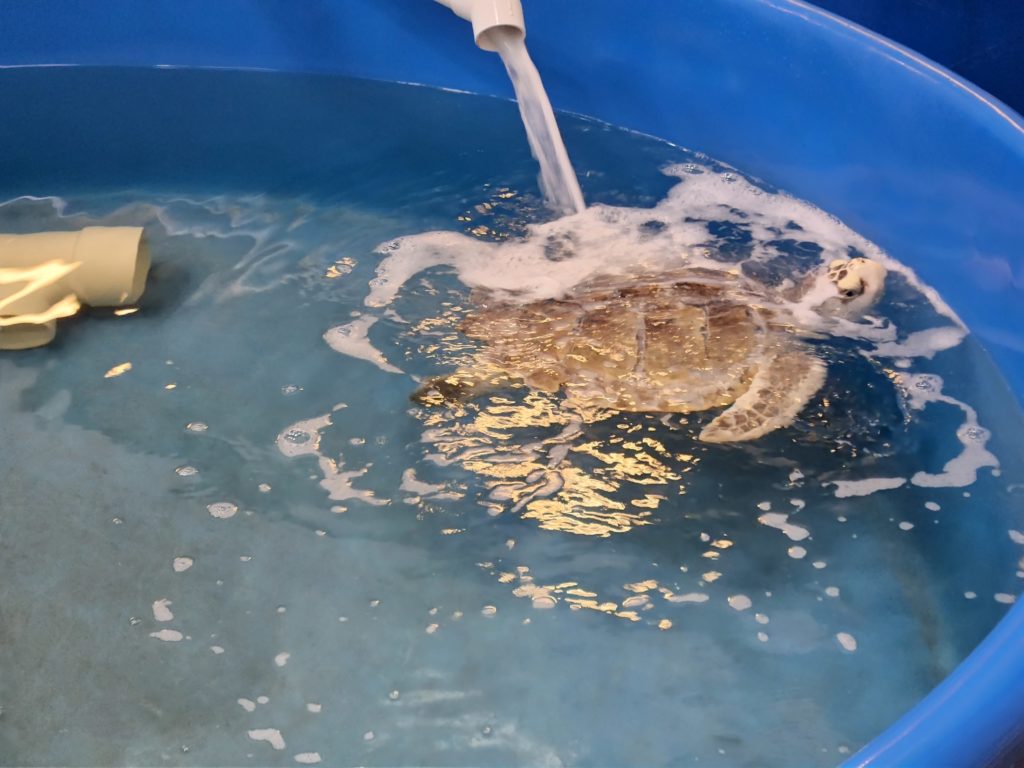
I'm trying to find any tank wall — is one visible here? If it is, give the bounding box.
[2,1,1024,766]
[809,0,1024,115]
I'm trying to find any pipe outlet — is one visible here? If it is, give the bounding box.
[434,0,525,51]
[0,226,150,350]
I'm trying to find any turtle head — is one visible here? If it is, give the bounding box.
[826,257,887,316]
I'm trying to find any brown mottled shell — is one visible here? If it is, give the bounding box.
[460,268,778,414]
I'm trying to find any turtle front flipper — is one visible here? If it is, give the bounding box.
[698,345,826,443]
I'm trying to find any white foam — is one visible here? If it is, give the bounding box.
[900,373,999,488]
[172,556,194,573]
[829,477,907,498]
[274,652,290,667]
[836,632,858,652]
[400,468,446,496]
[669,593,710,604]
[758,512,810,541]
[366,166,927,316]
[294,754,322,765]
[323,315,402,374]
[727,595,752,611]
[1010,530,1024,545]
[152,599,174,622]
[238,698,256,713]
[248,729,286,750]
[870,326,967,359]
[150,629,183,642]
[276,409,387,506]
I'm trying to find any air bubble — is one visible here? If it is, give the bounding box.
[186,422,208,433]
[175,466,198,477]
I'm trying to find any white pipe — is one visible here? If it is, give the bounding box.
[434,0,525,51]
[0,226,150,350]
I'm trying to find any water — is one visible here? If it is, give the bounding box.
[491,28,585,216]
[1,68,1023,767]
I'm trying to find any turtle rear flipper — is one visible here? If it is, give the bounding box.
[411,371,512,406]
[698,346,826,443]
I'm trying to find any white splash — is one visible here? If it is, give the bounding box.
[366,164,945,340]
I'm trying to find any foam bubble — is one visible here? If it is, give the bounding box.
[323,315,402,374]
[758,512,810,541]
[150,629,184,642]
[248,729,285,751]
[836,632,858,652]
[829,477,907,498]
[900,374,999,488]
[152,599,174,622]
[728,595,752,611]
[207,502,238,519]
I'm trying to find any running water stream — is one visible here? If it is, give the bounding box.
[490,27,585,215]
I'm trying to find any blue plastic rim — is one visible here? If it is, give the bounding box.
[2,1,1023,766]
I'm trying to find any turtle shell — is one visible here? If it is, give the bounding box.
[461,269,776,413]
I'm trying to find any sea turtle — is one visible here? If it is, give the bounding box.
[411,256,887,443]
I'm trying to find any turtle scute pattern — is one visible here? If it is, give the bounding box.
[416,269,825,442]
